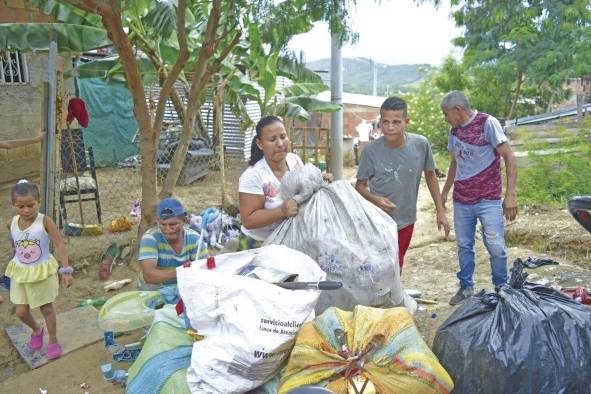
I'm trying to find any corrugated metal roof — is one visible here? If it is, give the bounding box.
[145,83,260,161]
[316,90,386,108]
[507,103,591,126]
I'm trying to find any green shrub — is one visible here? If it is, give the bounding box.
[518,124,591,206]
[403,74,450,152]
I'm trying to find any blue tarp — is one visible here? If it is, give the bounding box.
[78,78,138,167]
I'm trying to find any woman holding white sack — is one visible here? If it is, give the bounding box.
[238,115,331,250]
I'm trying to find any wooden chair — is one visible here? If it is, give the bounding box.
[58,128,102,228]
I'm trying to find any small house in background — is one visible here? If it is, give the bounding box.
[565,77,591,104]
[0,0,75,186]
[300,91,385,138]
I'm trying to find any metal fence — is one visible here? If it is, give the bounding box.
[51,83,256,263]
[50,126,142,263]
[286,123,330,169]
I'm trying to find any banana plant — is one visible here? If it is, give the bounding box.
[64,54,155,82]
[226,21,340,126]
[0,22,110,52]
[22,0,354,239]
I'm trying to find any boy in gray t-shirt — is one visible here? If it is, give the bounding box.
[356,97,450,270]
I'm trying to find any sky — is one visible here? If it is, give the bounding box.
[288,0,463,67]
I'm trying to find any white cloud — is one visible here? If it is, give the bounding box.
[288,0,462,66]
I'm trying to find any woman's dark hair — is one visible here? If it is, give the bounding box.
[11,180,40,202]
[249,115,283,166]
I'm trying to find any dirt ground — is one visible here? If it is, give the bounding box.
[1,163,590,393]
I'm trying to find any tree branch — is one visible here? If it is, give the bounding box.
[189,0,222,96]
[152,0,190,134]
[213,26,233,48]
[158,0,222,198]
[98,0,158,234]
[195,30,242,95]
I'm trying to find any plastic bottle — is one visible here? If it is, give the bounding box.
[206,256,216,270]
[78,297,107,307]
[103,278,132,291]
[101,363,128,385]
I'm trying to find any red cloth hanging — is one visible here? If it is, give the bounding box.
[66,97,89,128]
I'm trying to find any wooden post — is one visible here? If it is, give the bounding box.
[43,29,58,218]
[302,127,307,163]
[577,78,584,121]
[314,128,319,166]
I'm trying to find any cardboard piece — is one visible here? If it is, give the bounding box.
[5,305,103,369]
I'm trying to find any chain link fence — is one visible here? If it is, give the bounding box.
[51,100,236,266]
[51,126,142,266]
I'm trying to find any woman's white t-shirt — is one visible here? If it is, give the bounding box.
[239,153,304,241]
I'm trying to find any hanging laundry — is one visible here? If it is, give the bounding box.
[67,97,90,128]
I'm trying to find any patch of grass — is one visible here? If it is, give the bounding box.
[506,234,547,253]
[518,125,591,207]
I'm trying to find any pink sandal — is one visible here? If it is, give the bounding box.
[28,328,44,351]
[46,343,62,360]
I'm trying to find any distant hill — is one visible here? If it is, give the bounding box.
[306,57,430,96]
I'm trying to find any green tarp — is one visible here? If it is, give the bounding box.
[78,78,138,167]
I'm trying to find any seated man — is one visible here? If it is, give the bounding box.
[138,198,200,287]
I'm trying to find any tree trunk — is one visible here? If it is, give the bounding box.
[170,87,186,124]
[148,53,186,124]
[195,110,210,144]
[159,0,222,199]
[98,3,158,239]
[158,100,201,200]
[507,71,523,120]
[159,24,241,198]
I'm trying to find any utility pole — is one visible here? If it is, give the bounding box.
[371,59,377,96]
[43,29,57,217]
[330,31,343,180]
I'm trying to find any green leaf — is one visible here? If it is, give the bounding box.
[127,0,153,19]
[248,22,262,62]
[0,23,110,52]
[143,0,177,40]
[277,56,322,83]
[25,0,101,26]
[159,40,179,65]
[283,96,341,113]
[65,55,155,82]
[228,74,261,101]
[281,82,329,97]
[274,102,310,120]
[258,52,278,100]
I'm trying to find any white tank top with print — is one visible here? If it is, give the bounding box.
[10,213,52,266]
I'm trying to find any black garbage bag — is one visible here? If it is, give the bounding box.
[519,256,560,268]
[433,260,591,394]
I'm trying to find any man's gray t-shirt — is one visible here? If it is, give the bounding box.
[356,133,435,229]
